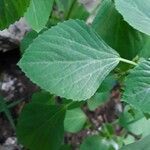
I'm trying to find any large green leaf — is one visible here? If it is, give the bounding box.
[17,102,65,150]
[18,19,120,101]
[25,0,54,32]
[0,0,30,29]
[120,135,150,150]
[64,108,86,133]
[92,0,150,59]
[115,0,150,36]
[123,59,150,113]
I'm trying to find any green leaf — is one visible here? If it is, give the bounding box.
[120,135,150,150]
[21,30,38,54]
[56,0,89,20]
[0,96,16,129]
[88,75,116,111]
[17,102,65,150]
[25,0,54,32]
[123,59,150,113]
[0,0,30,29]
[88,92,109,111]
[123,135,135,145]
[92,0,150,60]
[31,91,55,105]
[80,135,111,150]
[119,106,150,137]
[139,39,150,58]
[62,99,84,110]
[64,0,89,20]
[97,75,116,93]
[48,0,89,27]
[18,19,120,101]
[115,0,150,36]
[59,145,71,150]
[64,108,86,133]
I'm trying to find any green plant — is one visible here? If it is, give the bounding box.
[0,96,20,130]
[1,0,150,149]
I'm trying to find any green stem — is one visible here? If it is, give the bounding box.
[119,58,138,66]
[4,109,16,130]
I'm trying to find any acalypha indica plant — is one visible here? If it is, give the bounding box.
[1,0,150,150]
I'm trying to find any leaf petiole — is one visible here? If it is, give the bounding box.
[119,57,138,66]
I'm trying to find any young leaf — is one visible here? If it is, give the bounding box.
[80,135,111,150]
[123,59,150,113]
[17,103,65,150]
[64,108,86,133]
[0,0,30,29]
[120,135,150,150]
[92,0,150,60]
[25,0,54,32]
[18,19,120,101]
[115,0,150,36]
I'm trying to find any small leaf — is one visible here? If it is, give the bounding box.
[64,108,86,133]
[87,92,109,111]
[17,102,65,150]
[25,0,54,32]
[88,75,116,111]
[19,19,120,101]
[0,0,30,29]
[120,135,150,150]
[80,135,111,150]
[123,59,150,113]
[115,0,150,35]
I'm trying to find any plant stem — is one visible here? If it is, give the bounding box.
[4,109,16,130]
[119,58,138,66]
